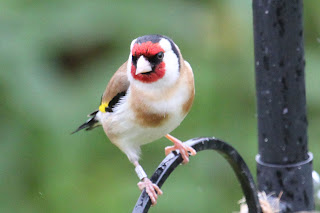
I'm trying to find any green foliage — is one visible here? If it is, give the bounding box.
[0,0,319,212]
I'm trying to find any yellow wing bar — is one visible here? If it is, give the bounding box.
[99,102,109,113]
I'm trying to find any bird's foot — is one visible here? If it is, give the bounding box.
[165,134,197,164]
[137,178,163,206]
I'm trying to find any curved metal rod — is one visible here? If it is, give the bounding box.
[132,137,262,213]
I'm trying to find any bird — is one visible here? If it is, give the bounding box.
[73,34,196,205]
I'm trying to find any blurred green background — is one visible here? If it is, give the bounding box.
[1,0,319,212]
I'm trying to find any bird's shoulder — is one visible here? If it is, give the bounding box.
[100,61,130,112]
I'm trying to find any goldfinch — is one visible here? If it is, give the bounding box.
[73,34,196,205]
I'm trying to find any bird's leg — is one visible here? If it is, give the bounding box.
[165,134,197,164]
[134,161,163,206]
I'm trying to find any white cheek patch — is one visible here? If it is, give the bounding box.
[128,38,137,80]
[127,53,134,82]
[162,50,180,85]
[158,38,180,86]
[159,38,172,52]
[130,38,137,51]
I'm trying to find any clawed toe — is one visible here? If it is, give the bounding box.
[165,146,175,156]
[165,143,197,164]
[137,178,163,206]
[165,134,197,164]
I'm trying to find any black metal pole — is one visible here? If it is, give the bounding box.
[252,0,314,211]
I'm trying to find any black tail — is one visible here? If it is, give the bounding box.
[72,110,100,134]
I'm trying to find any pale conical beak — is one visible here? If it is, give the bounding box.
[135,56,152,75]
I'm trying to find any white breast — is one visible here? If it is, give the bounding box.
[98,83,190,162]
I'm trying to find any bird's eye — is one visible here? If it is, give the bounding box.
[157,52,164,60]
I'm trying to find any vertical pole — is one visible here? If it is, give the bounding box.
[252,0,314,211]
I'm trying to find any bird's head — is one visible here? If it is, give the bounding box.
[127,35,181,89]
